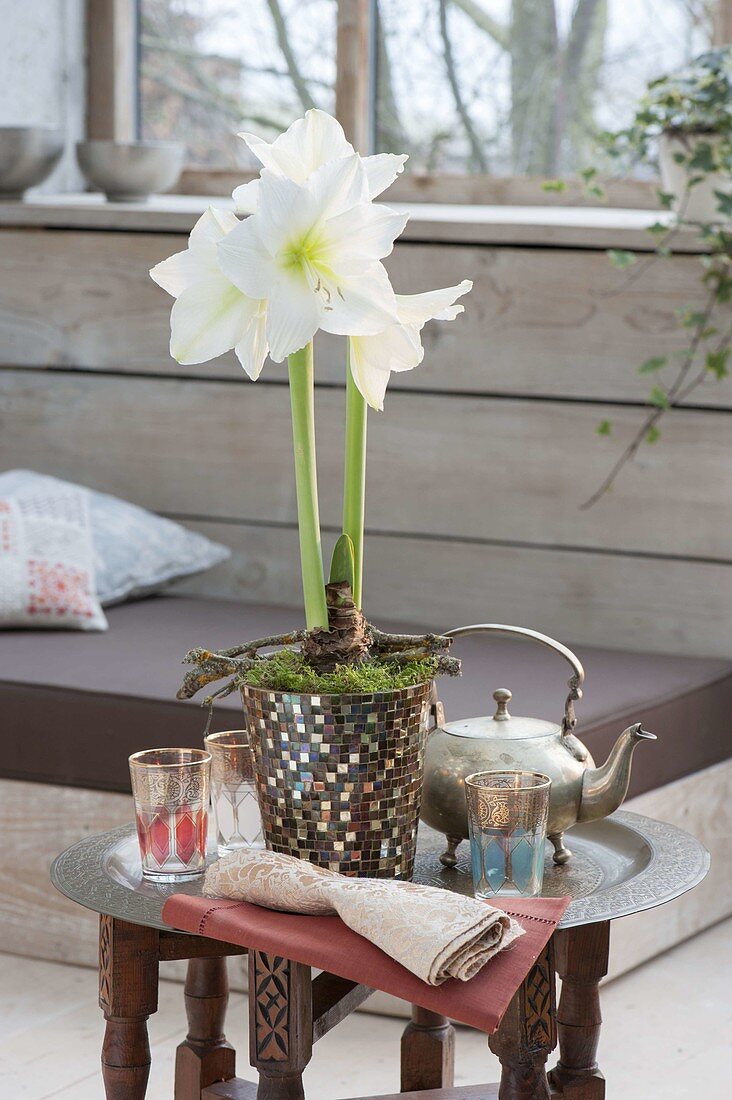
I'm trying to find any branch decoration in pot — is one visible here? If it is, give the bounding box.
[150,109,472,878]
[577,48,731,508]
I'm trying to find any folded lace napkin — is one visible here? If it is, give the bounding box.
[204,848,524,986]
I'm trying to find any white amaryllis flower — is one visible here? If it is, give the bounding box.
[218,155,408,362]
[349,280,473,410]
[149,207,268,379]
[232,108,407,215]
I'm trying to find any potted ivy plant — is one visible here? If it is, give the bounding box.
[573,49,731,508]
[151,110,472,878]
[615,48,731,223]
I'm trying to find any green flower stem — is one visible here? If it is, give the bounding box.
[287,343,328,630]
[342,341,367,607]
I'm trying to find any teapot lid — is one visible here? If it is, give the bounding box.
[442,688,560,741]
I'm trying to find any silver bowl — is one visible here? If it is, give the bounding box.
[0,127,64,199]
[76,140,185,202]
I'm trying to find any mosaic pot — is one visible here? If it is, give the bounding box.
[241,680,433,878]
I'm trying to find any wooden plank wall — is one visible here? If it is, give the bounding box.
[0,224,729,656]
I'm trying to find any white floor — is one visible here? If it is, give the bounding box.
[1,919,730,1099]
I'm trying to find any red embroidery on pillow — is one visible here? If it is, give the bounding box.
[27,560,94,618]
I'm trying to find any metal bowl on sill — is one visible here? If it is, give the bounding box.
[0,126,65,199]
[76,140,185,202]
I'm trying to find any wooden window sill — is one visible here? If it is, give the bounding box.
[0,193,704,252]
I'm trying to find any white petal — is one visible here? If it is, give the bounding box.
[349,337,392,411]
[256,170,321,254]
[321,263,399,337]
[189,207,241,254]
[265,271,323,362]
[322,202,409,274]
[232,179,260,214]
[150,248,203,298]
[235,304,269,379]
[239,109,354,183]
[217,216,279,299]
[169,276,259,365]
[305,154,368,221]
[395,279,473,327]
[362,153,409,198]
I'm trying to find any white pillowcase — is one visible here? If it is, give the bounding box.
[0,485,108,631]
[0,470,230,607]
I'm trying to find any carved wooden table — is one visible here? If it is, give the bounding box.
[51,812,708,1100]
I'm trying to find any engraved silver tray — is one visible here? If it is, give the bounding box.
[51,810,709,932]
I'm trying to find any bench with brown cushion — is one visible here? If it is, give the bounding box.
[2,595,729,795]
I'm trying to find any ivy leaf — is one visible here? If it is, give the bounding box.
[714,191,732,218]
[542,179,566,193]
[657,190,675,210]
[607,249,637,269]
[646,221,668,237]
[580,166,598,182]
[638,356,668,374]
[646,425,661,444]
[597,419,612,436]
[649,386,671,409]
[706,349,729,379]
[679,308,707,329]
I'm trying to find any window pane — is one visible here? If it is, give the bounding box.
[139,0,336,168]
[375,0,714,177]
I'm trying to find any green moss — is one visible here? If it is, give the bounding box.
[240,648,437,695]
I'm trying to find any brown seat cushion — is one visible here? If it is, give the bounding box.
[1,595,729,793]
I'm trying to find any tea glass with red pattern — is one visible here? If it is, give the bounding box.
[129,748,211,881]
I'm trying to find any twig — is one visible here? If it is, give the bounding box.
[581,286,722,509]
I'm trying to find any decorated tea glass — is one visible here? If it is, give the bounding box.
[465,770,551,899]
[129,748,211,881]
[204,731,265,856]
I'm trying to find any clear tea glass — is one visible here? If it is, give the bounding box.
[465,770,551,899]
[204,731,265,856]
[129,748,211,881]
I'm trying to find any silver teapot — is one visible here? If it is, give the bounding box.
[421,624,657,866]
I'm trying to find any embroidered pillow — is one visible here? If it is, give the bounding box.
[0,471,230,606]
[0,486,107,631]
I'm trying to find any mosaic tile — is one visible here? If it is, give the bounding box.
[241,681,432,878]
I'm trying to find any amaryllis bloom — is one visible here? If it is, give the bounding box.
[218,155,408,362]
[232,108,407,215]
[349,280,473,410]
[150,208,268,378]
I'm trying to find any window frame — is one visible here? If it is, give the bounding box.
[87,0,732,207]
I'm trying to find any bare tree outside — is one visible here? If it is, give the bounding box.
[139,0,714,175]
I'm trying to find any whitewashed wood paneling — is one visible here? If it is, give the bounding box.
[175,520,731,658]
[0,229,727,406]
[2,369,729,562]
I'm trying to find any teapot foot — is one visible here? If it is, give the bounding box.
[439,835,462,868]
[549,832,572,865]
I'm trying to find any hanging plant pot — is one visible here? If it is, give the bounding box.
[241,679,433,879]
[658,130,731,222]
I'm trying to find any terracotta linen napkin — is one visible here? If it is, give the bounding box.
[162,864,570,1034]
[201,849,524,986]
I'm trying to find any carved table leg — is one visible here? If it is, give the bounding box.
[175,957,236,1099]
[249,951,313,1100]
[548,922,610,1100]
[401,1006,456,1092]
[99,915,159,1100]
[488,940,556,1100]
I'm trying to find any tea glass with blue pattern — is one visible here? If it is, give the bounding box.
[465,771,551,898]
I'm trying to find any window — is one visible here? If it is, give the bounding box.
[139,1,337,167]
[99,1,730,196]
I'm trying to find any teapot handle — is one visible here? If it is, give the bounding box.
[443,623,585,736]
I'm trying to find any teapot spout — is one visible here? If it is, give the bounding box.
[578,724,657,823]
